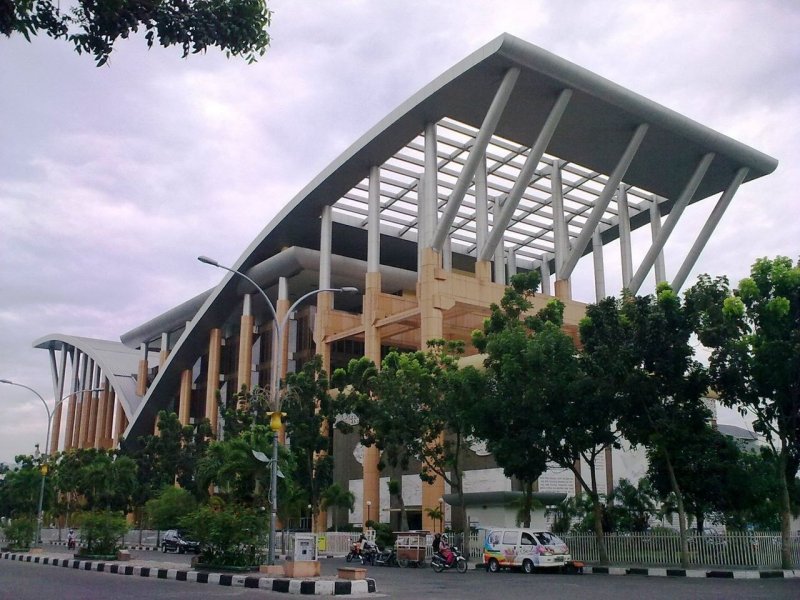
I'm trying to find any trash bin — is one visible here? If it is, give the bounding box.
[293,533,317,562]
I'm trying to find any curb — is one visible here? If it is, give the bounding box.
[472,562,799,579]
[2,552,377,595]
[47,541,159,551]
[584,565,799,579]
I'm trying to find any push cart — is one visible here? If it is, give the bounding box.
[394,530,429,568]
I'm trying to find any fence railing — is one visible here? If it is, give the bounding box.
[13,528,797,569]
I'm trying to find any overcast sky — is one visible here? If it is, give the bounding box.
[1,0,797,465]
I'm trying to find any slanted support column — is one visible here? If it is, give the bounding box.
[474,154,491,282]
[592,229,606,301]
[629,152,715,293]
[618,185,633,288]
[671,167,749,292]
[137,343,149,397]
[179,368,192,426]
[433,67,520,251]
[560,123,649,280]
[649,199,666,284]
[77,358,93,448]
[479,89,573,263]
[238,294,254,391]
[275,277,290,444]
[205,328,222,438]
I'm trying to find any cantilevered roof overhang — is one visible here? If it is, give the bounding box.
[33,334,143,419]
[123,33,777,443]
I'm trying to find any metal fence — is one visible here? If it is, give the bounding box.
[558,532,796,569]
[463,531,798,569]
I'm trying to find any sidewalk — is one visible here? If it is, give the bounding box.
[1,548,377,595]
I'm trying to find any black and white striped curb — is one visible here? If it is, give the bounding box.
[2,553,377,595]
[584,565,799,579]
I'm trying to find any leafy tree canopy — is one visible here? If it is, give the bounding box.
[2,0,272,66]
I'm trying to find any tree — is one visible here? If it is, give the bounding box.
[335,340,483,548]
[473,272,623,562]
[283,356,335,530]
[320,483,353,532]
[583,284,711,568]
[646,425,749,534]
[685,257,800,568]
[387,479,409,531]
[607,478,658,533]
[145,485,198,531]
[2,0,272,66]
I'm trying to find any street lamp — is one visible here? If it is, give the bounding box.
[0,379,104,546]
[438,497,444,533]
[366,500,372,527]
[198,255,358,564]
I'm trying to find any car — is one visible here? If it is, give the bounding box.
[483,528,572,573]
[161,529,201,554]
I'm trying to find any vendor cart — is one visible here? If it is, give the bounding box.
[394,530,429,568]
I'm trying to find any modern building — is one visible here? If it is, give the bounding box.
[34,34,777,531]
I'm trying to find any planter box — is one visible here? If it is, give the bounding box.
[284,561,320,578]
[337,567,367,580]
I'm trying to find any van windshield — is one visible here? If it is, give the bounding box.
[534,532,564,546]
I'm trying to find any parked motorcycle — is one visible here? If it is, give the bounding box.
[345,542,362,563]
[430,546,467,573]
[373,546,398,567]
[360,545,379,566]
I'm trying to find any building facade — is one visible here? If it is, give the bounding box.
[35,34,777,531]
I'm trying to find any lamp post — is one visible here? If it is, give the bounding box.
[366,500,372,528]
[438,497,444,533]
[0,380,104,546]
[198,255,358,565]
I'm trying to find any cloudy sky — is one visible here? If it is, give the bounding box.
[1,0,797,464]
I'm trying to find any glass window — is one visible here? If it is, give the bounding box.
[521,532,534,545]
[502,531,518,545]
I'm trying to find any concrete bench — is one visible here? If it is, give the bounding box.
[337,567,367,580]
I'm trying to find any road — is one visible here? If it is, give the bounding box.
[1,548,798,599]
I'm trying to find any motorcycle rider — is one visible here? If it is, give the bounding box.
[433,533,454,566]
[359,534,377,565]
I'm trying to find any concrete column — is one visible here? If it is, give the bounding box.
[205,328,222,437]
[159,332,169,367]
[592,229,606,302]
[618,185,633,289]
[540,258,552,296]
[276,278,290,444]
[361,271,382,531]
[49,346,68,453]
[87,366,100,448]
[94,381,109,448]
[418,246,445,531]
[64,392,77,451]
[104,384,115,448]
[238,294,254,391]
[179,368,192,426]
[137,343,149,397]
[114,400,127,447]
[649,199,667,284]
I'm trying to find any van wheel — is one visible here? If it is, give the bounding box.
[522,559,534,574]
[488,558,500,573]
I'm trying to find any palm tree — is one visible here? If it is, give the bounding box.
[321,483,354,532]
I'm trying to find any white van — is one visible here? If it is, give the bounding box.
[482,528,572,573]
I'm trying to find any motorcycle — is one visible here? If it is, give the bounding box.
[373,546,398,567]
[345,541,362,563]
[430,545,467,573]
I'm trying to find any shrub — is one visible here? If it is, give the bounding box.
[78,511,129,555]
[180,503,267,567]
[367,520,395,550]
[2,518,35,550]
